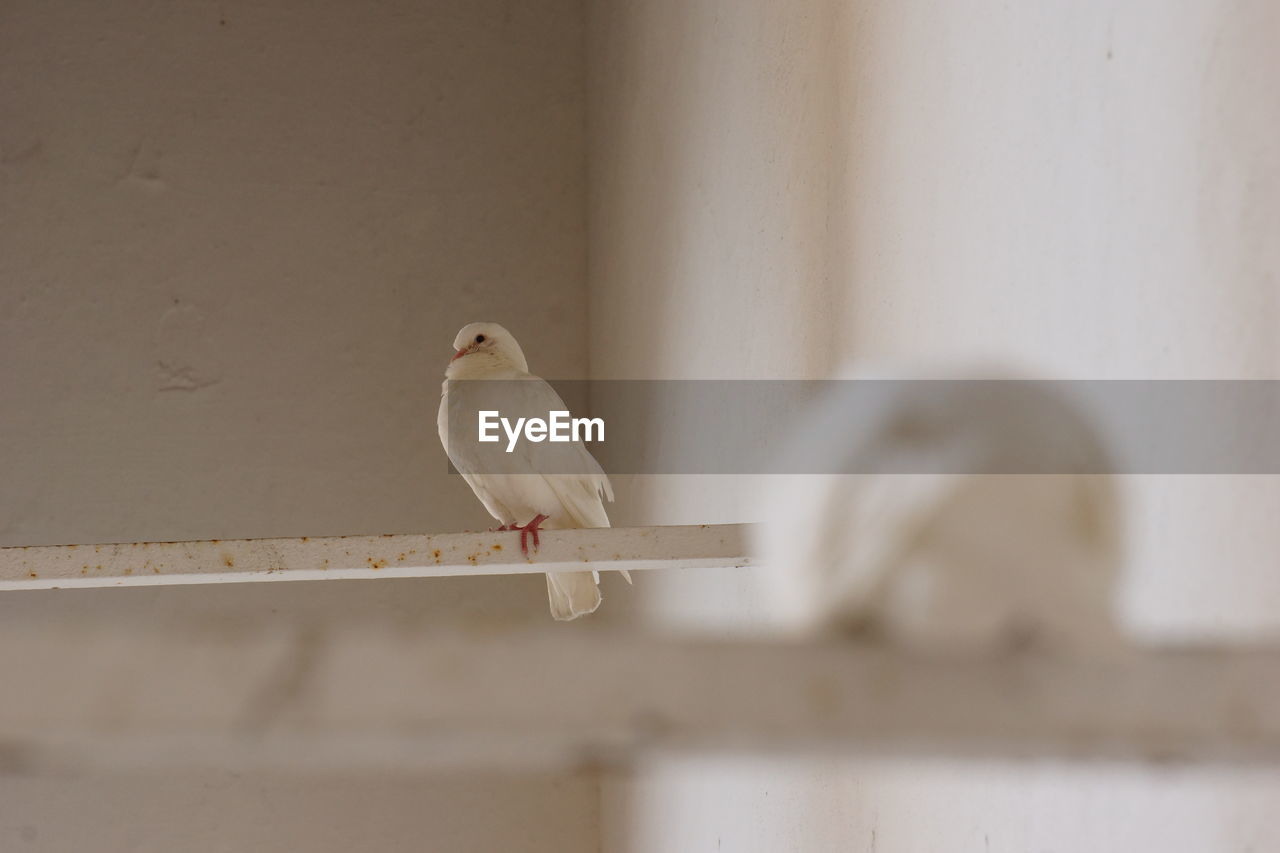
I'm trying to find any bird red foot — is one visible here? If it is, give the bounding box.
[512,514,549,557]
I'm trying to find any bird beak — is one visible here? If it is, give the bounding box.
[450,347,468,362]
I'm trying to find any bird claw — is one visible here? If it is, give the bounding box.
[512,514,549,557]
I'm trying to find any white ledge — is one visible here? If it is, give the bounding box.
[0,524,752,590]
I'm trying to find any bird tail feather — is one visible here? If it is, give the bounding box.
[546,570,602,621]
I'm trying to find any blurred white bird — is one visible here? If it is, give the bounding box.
[438,322,626,621]
[755,366,1124,652]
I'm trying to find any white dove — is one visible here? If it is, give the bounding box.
[754,365,1123,651]
[437,321,626,620]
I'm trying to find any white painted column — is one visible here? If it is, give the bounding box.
[839,0,1280,641]
[829,2,1280,850]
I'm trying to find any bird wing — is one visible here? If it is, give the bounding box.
[439,372,613,529]
[505,375,614,529]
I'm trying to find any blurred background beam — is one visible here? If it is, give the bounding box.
[3,628,1278,773]
[0,524,751,590]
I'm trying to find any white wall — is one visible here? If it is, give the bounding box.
[602,758,1280,853]
[588,0,1280,849]
[1,2,595,850]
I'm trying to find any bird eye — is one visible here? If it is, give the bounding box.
[475,335,486,343]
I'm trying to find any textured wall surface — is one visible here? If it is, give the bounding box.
[0,1,594,850]
[0,0,587,548]
[1,771,598,853]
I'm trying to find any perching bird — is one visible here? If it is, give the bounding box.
[438,321,626,620]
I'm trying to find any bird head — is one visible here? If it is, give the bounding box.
[448,322,529,373]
